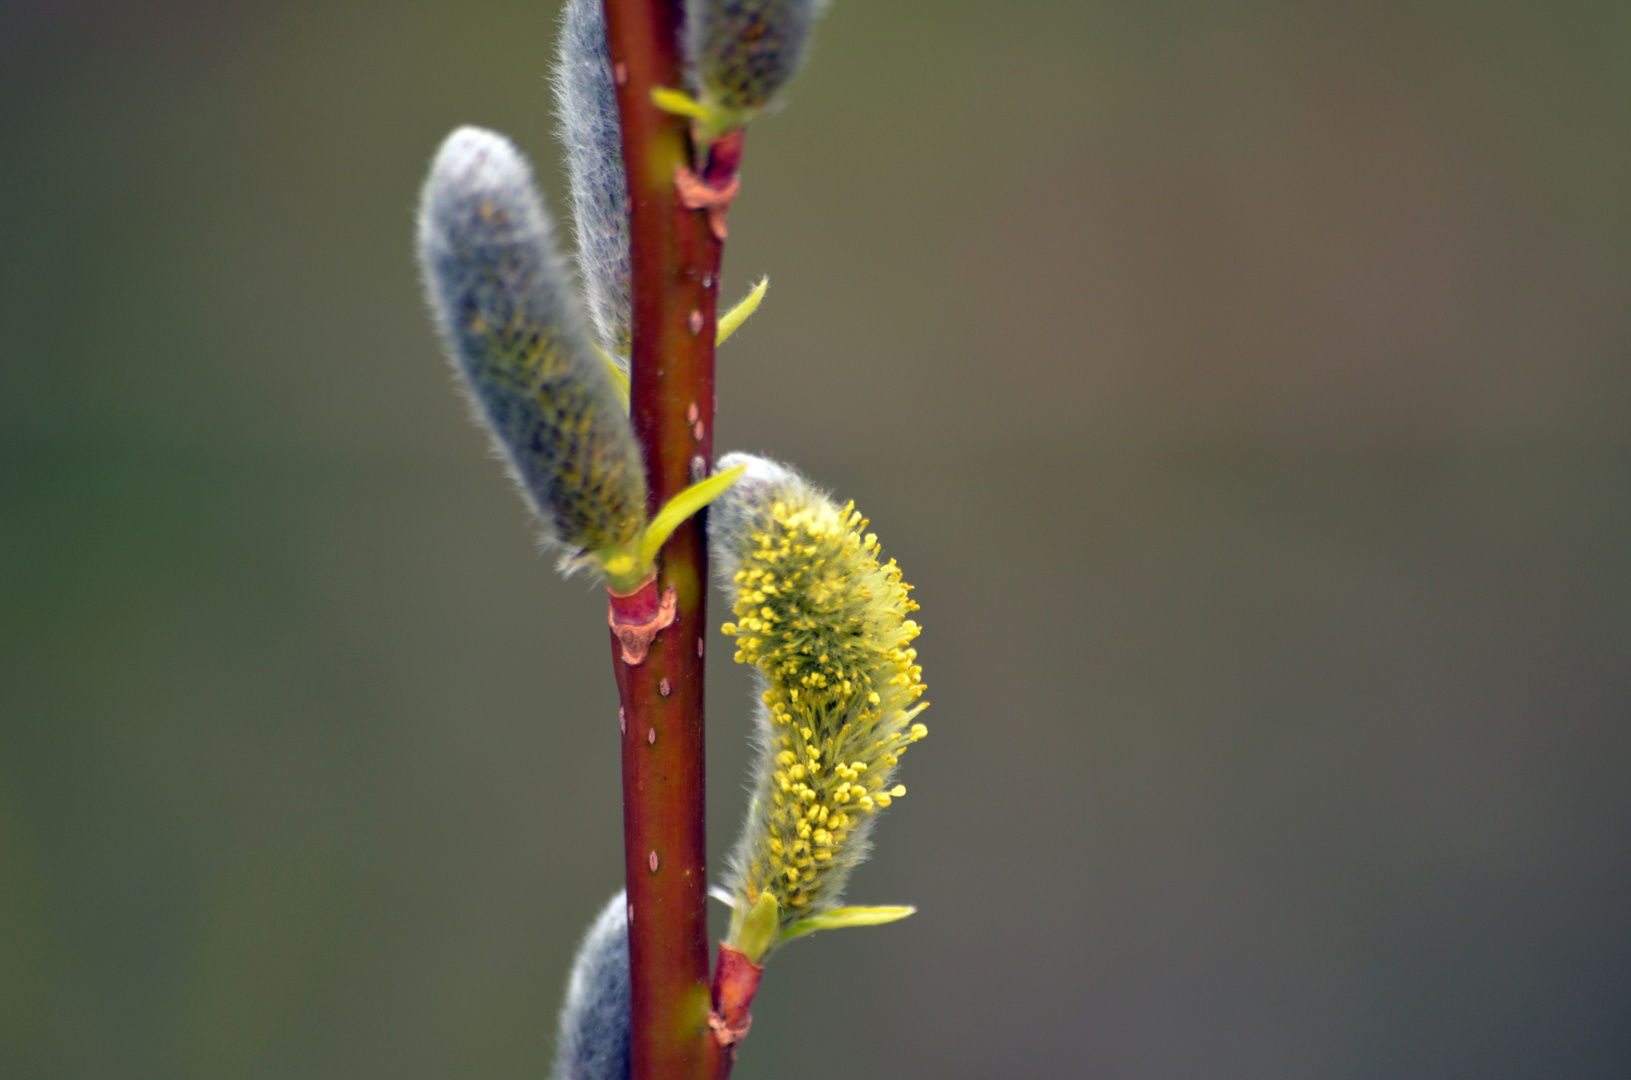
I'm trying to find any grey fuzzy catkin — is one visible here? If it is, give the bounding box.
[687,0,828,115]
[554,0,631,362]
[551,891,631,1080]
[707,451,800,584]
[417,126,646,563]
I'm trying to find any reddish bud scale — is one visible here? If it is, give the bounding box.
[609,575,678,665]
[676,130,747,242]
[708,943,764,1079]
[705,129,746,186]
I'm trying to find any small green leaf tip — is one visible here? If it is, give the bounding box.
[416,126,646,572]
[651,86,717,124]
[716,277,767,345]
[710,453,929,958]
[633,464,747,572]
[650,86,741,146]
[592,342,630,409]
[779,904,915,944]
[686,0,831,133]
[732,890,780,963]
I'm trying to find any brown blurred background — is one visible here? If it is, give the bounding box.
[2,1,1628,1077]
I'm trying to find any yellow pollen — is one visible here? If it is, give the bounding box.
[719,471,931,926]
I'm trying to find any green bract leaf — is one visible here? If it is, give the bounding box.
[637,464,747,569]
[717,277,767,345]
[735,891,780,963]
[649,85,745,142]
[778,905,916,943]
[594,342,630,409]
[650,86,715,123]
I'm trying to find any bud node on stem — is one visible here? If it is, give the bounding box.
[608,574,679,664]
[709,943,763,1051]
[675,169,741,242]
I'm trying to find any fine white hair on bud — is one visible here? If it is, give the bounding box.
[551,890,630,1080]
[707,452,799,580]
[686,0,829,123]
[710,453,928,955]
[417,126,646,566]
[554,0,631,362]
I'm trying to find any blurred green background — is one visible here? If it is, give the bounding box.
[3,1,1629,1077]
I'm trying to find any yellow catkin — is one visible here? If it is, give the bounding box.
[711,454,928,943]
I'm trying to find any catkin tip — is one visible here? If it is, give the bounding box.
[550,891,630,1080]
[686,0,831,121]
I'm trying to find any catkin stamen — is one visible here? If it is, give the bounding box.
[712,454,928,945]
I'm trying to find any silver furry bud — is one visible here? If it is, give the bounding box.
[687,0,829,122]
[551,891,630,1080]
[554,0,631,362]
[416,126,646,565]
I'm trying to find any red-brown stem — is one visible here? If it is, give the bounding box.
[601,3,726,1080]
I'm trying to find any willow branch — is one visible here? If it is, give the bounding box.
[600,2,726,1079]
